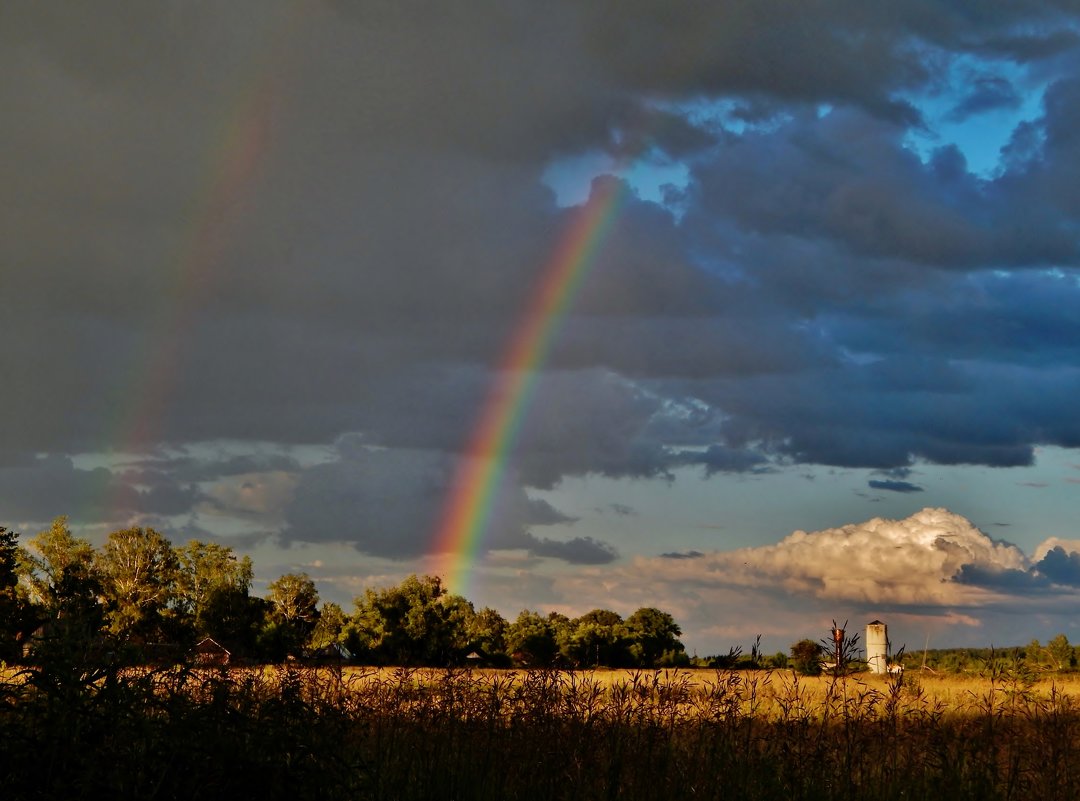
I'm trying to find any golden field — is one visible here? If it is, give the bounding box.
[6,660,1080,798]
[329,664,1080,708]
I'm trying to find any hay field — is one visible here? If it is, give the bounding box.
[330,663,1080,713]
[6,661,1080,799]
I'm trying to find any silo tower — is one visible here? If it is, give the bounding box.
[866,620,889,674]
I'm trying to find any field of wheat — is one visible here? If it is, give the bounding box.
[4,660,1080,800]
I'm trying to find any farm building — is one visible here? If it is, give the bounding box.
[191,637,231,667]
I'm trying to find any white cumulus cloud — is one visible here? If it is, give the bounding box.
[603,508,1030,608]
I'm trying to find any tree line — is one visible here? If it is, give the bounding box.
[896,638,1079,674]
[0,518,687,668]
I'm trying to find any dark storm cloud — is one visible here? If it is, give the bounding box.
[524,498,578,527]
[280,436,608,562]
[523,534,619,565]
[676,446,772,476]
[953,564,1049,591]
[827,272,1080,365]
[659,550,705,560]
[280,442,449,559]
[677,294,1080,468]
[4,0,1080,540]
[119,452,303,485]
[976,28,1080,62]
[572,0,1080,123]
[946,73,1022,121]
[0,454,204,525]
[868,480,924,494]
[685,106,1080,270]
[1035,546,1080,587]
[508,370,677,489]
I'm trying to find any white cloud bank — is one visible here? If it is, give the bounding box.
[540,508,1080,653]
[641,508,1028,605]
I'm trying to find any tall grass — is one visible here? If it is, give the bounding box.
[2,658,1079,800]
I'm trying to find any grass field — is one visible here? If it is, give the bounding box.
[330,663,1080,715]
[4,661,1080,800]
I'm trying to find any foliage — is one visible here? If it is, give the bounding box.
[307,601,347,652]
[0,526,36,660]
[5,662,1080,800]
[20,517,97,609]
[901,639,1080,675]
[19,518,105,661]
[264,572,321,658]
[505,610,560,666]
[561,608,629,667]
[5,518,690,670]
[1048,634,1075,670]
[790,638,823,675]
[465,606,510,664]
[624,607,686,667]
[96,527,179,642]
[175,540,253,628]
[267,572,320,628]
[768,651,789,669]
[345,574,464,665]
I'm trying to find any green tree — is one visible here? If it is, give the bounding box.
[0,526,36,660]
[466,606,509,662]
[307,601,347,652]
[267,572,320,628]
[21,517,98,611]
[442,593,479,655]
[767,651,790,669]
[20,517,104,657]
[201,583,267,656]
[625,607,685,667]
[790,638,823,675]
[562,609,630,667]
[1024,638,1045,668]
[505,610,559,666]
[96,527,179,642]
[345,574,465,665]
[549,611,574,663]
[261,572,320,659]
[1048,633,1074,670]
[174,540,253,640]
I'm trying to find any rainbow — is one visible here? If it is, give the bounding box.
[99,5,309,524]
[433,176,629,595]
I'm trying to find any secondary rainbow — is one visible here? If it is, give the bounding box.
[97,5,310,524]
[434,177,629,595]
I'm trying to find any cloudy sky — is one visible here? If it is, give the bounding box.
[5,1,1080,655]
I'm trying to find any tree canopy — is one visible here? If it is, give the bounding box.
[7,516,689,667]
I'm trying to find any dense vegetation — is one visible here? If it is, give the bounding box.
[0,518,687,668]
[8,519,1080,799]
[899,639,1080,674]
[4,657,1080,800]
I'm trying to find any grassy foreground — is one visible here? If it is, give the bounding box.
[2,661,1079,800]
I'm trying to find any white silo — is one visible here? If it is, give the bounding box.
[866,620,889,674]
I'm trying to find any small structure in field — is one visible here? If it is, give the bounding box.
[309,642,354,663]
[191,637,231,667]
[464,651,486,667]
[866,620,889,674]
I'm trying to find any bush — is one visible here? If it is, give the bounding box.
[790,638,822,675]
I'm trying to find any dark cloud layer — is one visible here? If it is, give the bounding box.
[278,437,609,564]
[868,480,924,494]
[524,535,619,565]
[1036,546,1080,586]
[4,2,1080,557]
[0,454,204,526]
